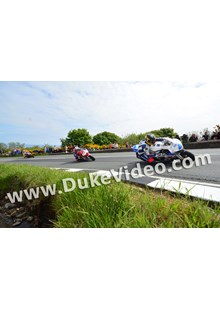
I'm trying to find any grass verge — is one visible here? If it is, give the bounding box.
[0,164,220,228]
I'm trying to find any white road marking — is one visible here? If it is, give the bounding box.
[65,168,84,172]
[147,178,220,202]
[50,168,220,202]
[147,175,220,188]
[50,168,84,172]
[92,170,121,177]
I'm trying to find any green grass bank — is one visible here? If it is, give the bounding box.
[0,164,220,228]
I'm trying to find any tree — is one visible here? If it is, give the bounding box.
[8,142,25,149]
[93,131,121,145]
[121,128,178,145]
[62,128,92,146]
[0,143,7,150]
[60,138,66,148]
[121,133,145,145]
[147,128,178,138]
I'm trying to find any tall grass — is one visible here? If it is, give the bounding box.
[0,164,220,228]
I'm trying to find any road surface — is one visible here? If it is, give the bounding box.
[1,149,220,184]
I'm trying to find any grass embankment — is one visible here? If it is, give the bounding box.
[0,164,220,228]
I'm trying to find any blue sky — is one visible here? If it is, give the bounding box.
[0,81,220,146]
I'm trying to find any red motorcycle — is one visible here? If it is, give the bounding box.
[73,148,95,161]
[23,152,35,158]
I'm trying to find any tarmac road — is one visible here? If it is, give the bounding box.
[0,148,220,184]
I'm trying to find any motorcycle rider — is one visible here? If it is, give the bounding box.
[145,134,157,151]
[145,134,182,156]
[145,134,164,154]
[135,133,194,163]
[73,145,95,162]
[73,146,82,160]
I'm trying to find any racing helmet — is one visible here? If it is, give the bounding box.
[145,134,156,146]
[73,146,80,153]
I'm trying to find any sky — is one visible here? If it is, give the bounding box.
[0,81,220,146]
[1,1,220,146]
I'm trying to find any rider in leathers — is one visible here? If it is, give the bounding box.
[144,134,179,156]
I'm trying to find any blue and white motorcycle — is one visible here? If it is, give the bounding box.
[132,138,195,164]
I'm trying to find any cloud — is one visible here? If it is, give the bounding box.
[0,81,220,144]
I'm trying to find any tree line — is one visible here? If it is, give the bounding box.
[0,142,25,151]
[60,127,178,147]
[2,125,219,152]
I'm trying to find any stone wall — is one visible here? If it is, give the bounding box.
[183,140,220,149]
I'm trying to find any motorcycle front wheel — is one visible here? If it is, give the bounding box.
[89,155,95,161]
[180,150,195,161]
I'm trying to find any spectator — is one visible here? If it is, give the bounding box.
[126,141,129,148]
[211,131,216,139]
[175,134,180,140]
[181,134,189,143]
[211,127,220,140]
[202,131,209,141]
[189,134,198,142]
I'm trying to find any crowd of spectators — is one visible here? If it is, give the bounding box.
[180,127,220,143]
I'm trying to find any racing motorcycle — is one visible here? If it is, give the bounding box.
[73,148,95,162]
[132,138,195,164]
[23,152,35,158]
